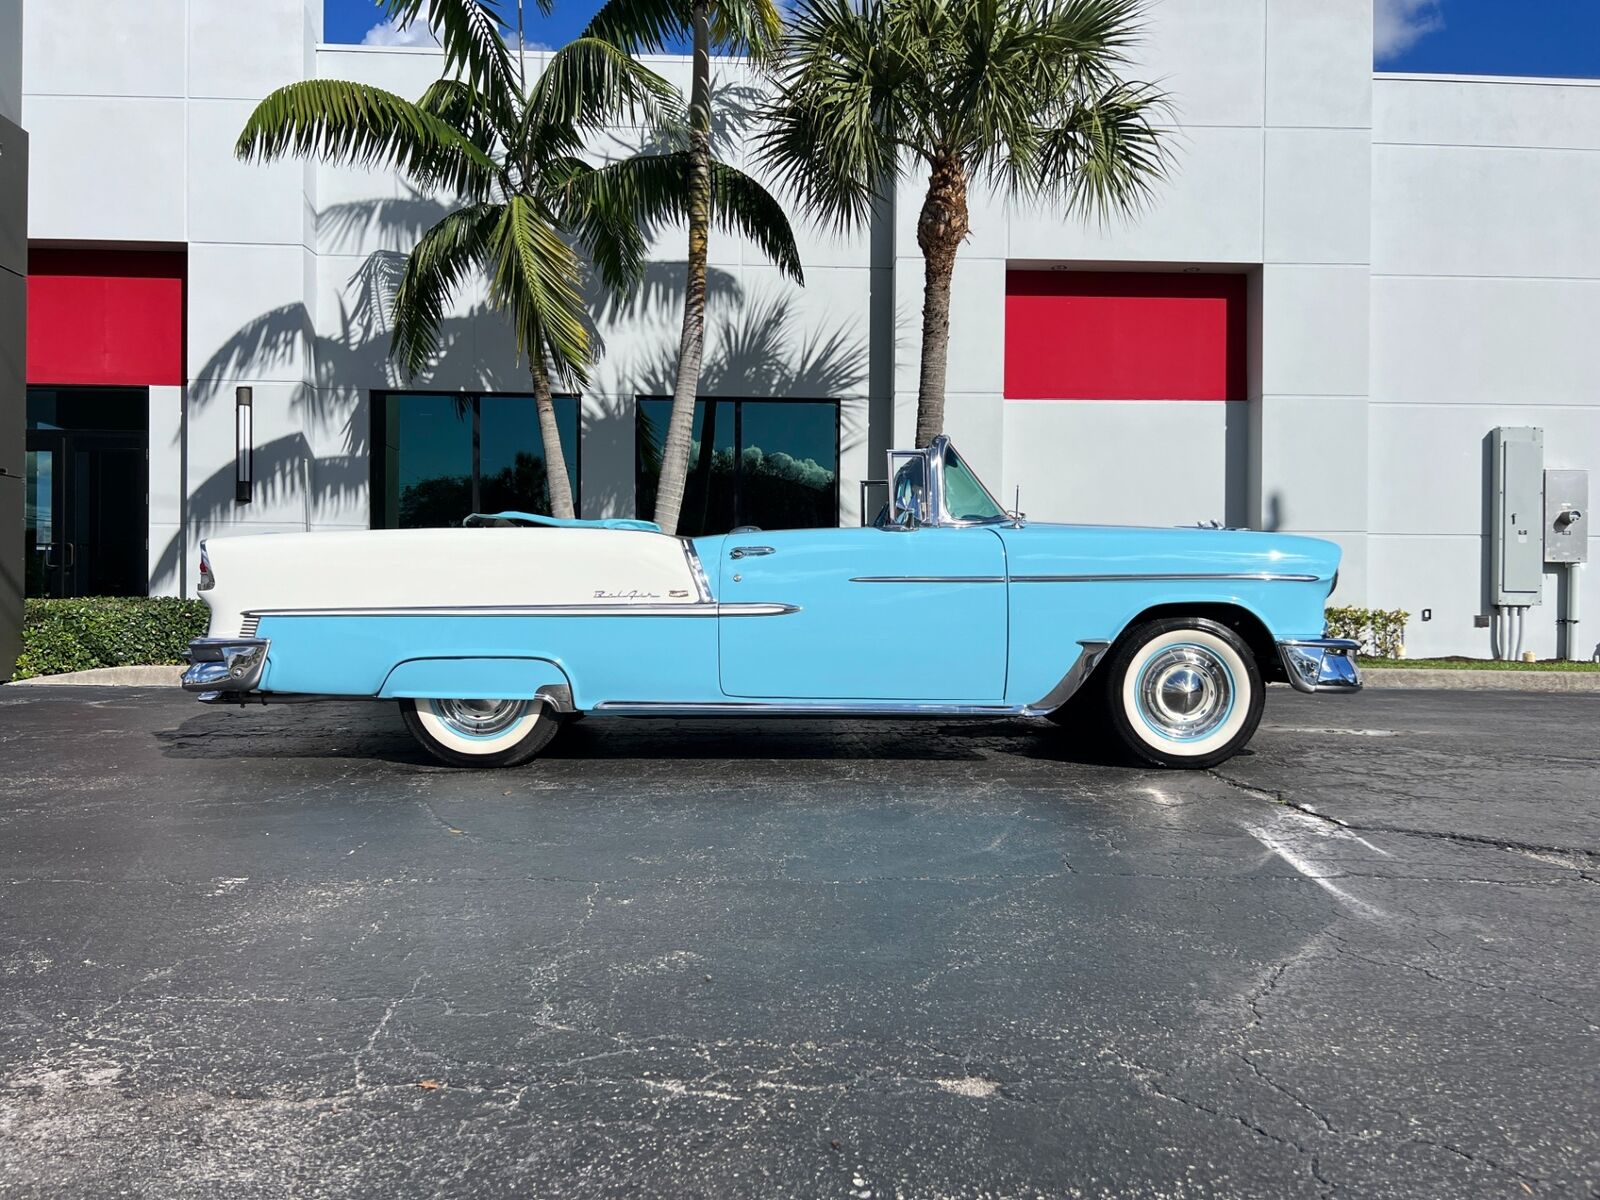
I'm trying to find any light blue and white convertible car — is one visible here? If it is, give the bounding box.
[183,437,1359,769]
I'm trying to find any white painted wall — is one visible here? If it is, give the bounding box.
[1371,74,1600,658]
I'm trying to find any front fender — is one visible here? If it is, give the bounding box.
[378,657,573,706]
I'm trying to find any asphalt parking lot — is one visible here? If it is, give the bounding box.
[1,686,1596,1199]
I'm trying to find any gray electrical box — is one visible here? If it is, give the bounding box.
[1490,427,1544,605]
[1544,469,1588,564]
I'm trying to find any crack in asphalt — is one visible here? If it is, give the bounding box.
[1207,768,1600,865]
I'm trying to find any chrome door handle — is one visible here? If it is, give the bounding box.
[730,545,775,559]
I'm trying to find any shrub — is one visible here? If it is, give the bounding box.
[13,597,211,680]
[1325,605,1410,659]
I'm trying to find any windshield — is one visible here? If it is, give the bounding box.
[940,446,1007,523]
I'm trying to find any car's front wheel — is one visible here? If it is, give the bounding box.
[400,697,559,768]
[1099,618,1264,769]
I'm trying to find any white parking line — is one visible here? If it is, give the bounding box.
[1242,823,1388,919]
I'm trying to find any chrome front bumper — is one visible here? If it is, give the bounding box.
[1276,638,1362,693]
[182,638,270,694]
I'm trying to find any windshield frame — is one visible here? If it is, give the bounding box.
[935,442,1009,525]
[875,436,1013,529]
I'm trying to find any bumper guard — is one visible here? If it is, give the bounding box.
[1276,638,1362,694]
[182,638,270,694]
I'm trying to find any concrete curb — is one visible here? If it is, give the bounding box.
[1363,667,1600,692]
[8,665,186,687]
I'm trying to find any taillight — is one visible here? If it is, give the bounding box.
[198,544,215,591]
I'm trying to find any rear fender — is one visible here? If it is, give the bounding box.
[378,657,573,710]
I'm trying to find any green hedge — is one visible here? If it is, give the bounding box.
[14,597,211,680]
[1325,605,1410,659]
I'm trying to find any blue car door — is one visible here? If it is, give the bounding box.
[715,526,1008,700]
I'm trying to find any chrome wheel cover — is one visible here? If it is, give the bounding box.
[430,698,532,739]
[1136,646,1234,741]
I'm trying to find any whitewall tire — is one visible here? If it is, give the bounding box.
[1101,618,1264,769]
[400,697,559,768]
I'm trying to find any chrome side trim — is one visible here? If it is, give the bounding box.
[680,539,714,603]
[243,602,799,619]
[239,614,262,638]
[1010,572,1322,584]
[182,638,270,693]
[849,575,1006,584]
[591,700,1025,718]
[1277,638,1363,694]
[1021,639,1113,715]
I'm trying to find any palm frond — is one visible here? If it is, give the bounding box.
[756,0,907,232]
[571,153,804,283]
[487,194,593,385]
[524,37,685,139]
[236,80,499,198]
[709,0,785,60]
[381,0,519,98]
[709,161,804,283]
[581,0,692,54]
[1023,80,1172,219]
[549,158,650,293]
[416,77,513,154]
[391,202,503,377]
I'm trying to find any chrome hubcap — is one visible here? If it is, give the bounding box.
[431,698,531,739]
[1138,646,1233,740]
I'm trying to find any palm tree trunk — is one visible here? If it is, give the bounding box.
[531,354,576,518]
[651,0,713,535]
[914,154,970,448]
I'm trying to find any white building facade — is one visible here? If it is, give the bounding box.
[15,0,1600,658]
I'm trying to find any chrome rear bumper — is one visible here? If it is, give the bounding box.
[182,638,270,694]
[1277,638,1362,693]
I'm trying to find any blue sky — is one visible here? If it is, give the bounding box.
[324,0,1600,79]
[1375,0,1598,77]
[324,0,621,53]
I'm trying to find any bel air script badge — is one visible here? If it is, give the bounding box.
[594,588,663,600]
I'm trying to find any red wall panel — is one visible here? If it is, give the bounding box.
[1004,270,1246,401]
[27,248,186,386]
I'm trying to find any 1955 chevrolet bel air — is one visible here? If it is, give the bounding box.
[182,437,1359,769]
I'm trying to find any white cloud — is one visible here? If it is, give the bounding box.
[360,16,553,52]
[361,16,440,48]
[1374,0,1445,63]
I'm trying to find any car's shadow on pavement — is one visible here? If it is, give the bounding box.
[153,704,1162,770]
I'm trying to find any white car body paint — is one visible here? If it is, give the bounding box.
[199,527,704,637]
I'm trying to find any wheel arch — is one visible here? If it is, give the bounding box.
[377,656,576,709]
[1111,602,1285,684]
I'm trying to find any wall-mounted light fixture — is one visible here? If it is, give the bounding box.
[235,386,253,503]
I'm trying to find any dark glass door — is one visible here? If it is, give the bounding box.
[23,429,148,598]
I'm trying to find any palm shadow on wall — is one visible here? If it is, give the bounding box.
[160,179,868,582]
[581,293,870,521]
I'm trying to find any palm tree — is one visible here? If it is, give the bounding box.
[582,0,802,534]
[236,0,682,518]
[759,0,1172,447]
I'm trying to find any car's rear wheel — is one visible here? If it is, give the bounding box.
[400,697,559,768]
[1100,618,1264,769]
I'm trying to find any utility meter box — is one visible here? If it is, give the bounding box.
[1544,469,1588,563]
[1490,427,1544,605]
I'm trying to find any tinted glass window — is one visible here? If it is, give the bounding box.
[27,388,149,432]
[372,392,580,528]
[635,399,839,536]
